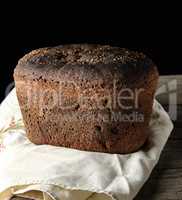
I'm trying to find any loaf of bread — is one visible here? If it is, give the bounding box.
[14,44,159,154]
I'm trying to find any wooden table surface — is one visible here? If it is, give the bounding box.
[135,75,182,199]
[10,75,182,200]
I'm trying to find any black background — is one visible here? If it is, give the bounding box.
[0,9,182,103]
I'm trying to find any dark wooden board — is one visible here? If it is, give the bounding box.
[135,75,182,200]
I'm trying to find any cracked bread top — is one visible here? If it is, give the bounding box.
[14,44,158,87]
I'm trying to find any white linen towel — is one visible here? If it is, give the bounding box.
[0,89,173,200]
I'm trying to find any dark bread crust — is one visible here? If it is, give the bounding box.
[14,44,159,154]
